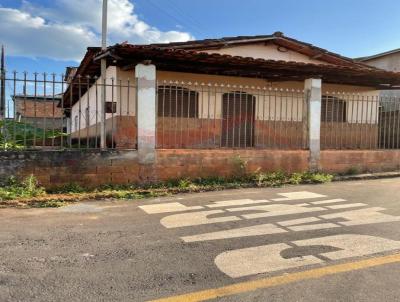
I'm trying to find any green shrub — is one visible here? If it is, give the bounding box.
[296,172,333,184]
[0,120,67,150]
[50,183,86,194]
[178,178,193,189]
[288,172,303,184]
[232,155,248,177]
[255,171,287,187]
[0,175,45,200]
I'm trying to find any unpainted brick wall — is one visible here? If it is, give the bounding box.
[1,149,400,188]
[15,100,63,118]
[320,150,400,173]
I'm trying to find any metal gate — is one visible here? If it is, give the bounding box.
[221,91,255,148]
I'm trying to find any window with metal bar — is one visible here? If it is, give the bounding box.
[157,86,198,117]
[321,95,346,122]
[221,91,256,148]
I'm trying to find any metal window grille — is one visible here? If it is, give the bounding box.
[321,95,346,122]
[157,85,198,118]
[320,92,400,150]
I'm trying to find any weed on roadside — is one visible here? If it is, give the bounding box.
[0,171,334,208]
[0,175,45,201]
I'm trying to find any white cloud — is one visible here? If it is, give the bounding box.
[0,0,193,61]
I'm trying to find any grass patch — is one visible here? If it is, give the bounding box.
[0,171,334,208]
[0,175,45,201]
[0,120,67,150]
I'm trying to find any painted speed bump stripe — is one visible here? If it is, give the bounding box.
[149,253,400,302]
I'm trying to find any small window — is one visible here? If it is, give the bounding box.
[106,102,117,114]
[321,96,346,122]
[157,86,198,118]
[74,115,78,131]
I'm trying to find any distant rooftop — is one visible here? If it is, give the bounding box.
[12,94,63,101]
[356,48,400,62]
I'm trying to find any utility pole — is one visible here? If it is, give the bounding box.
[0,45,5,120]
[100,0,108,149]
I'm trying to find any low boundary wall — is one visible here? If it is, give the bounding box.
[0,149,399,188]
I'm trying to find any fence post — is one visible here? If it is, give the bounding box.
[135,63,156,164]
[305,78,322,171]
[0,45,5,120]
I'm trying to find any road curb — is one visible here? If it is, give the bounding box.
[334,171,400,182]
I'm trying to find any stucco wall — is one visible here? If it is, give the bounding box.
[157,70,380,124]
[71,68,380,128]
[202,43,332,65]
[70,67,136,133]
[362,52,400,72]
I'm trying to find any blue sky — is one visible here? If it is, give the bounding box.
[1,0,400,76]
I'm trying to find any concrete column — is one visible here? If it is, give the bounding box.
[135,64,156,164]
[304,78,322,171]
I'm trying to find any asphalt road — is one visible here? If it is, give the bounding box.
[1,178,400,301]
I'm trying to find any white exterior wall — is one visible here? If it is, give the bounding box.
[70,67,381,133]
[116,68,137,116]
[361,52,400,72]
[157,71,380,124]
[71,66,136,132]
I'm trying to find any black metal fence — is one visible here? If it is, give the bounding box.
[156,81,308,149]
[0,71,137,150]
[2,72,400,152]
[320,92,400,150]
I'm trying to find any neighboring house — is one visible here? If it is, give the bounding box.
[357,49,400,148]
[13,94,64,130]
[357,49,400,97]
[62,32,400,150]
[357,49,400,72]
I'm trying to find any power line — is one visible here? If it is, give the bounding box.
[164,0,205,35]
[143,0,204,38]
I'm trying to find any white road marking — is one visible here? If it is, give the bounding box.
[311,199,346,205]
[206,199,271,208]
[215,243,323,278]
[294,234,400,260]
[277,217,321,227]
[160,210,241,228]
[326,203,366,210]
[287,223,340,231]
[320,207,400,226]
[138,202,203,214]
[227,204,326,219]
[271,191,327,202]
[181,223,286,242]
[215,234,400,278]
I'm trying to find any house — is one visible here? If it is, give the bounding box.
[13,93,64,130]
[9,93,66,147]
[63,32,400,151]
[357,49,400,147]
[357,49,400,72]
